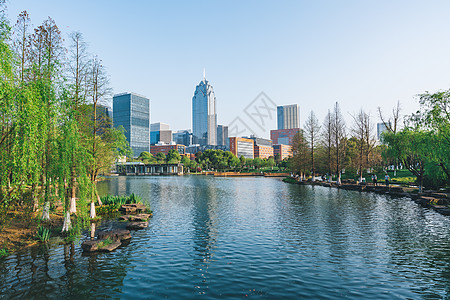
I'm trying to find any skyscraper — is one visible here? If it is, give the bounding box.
[192,70,217,146]
[113,92,150,157]
[277,104,300,129]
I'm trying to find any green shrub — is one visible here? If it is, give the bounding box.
[391,177,416,185]
[96,204,120,216]
[64,223,82,243]
[0,248,8,258]
[36,226,50,242]
[283,177,298,184]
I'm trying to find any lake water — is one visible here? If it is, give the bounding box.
[1,176,449,299]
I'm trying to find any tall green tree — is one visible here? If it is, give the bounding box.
[304,110,321,180]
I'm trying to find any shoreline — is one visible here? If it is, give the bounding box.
[283,178,450,217]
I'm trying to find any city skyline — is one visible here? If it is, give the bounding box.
[6,1,450,137]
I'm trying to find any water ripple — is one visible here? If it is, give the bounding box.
[1,177,450,299]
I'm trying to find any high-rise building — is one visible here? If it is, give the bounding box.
[113,92,150,157]
[217,125,228,147]
[192,70,217,146]
[150,122,172,145]
[277,104,300,129]
[271,128,300,145]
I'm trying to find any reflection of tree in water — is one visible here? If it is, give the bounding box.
[383,201,450,298]
[0,233,133,298]
[190,177,219,296]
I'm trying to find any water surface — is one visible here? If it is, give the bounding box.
[1,176,449,299]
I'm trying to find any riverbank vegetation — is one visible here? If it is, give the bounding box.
[289,98,449,192]
[0,2,131,253]
[135,149,284,173]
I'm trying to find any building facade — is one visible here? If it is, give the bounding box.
[217,125,228,147]
[277,104,300,129]
[173,130,192,146]
[273,144,293,160]
[150,123,172,145]
[150,144,186,156]
[377,122,388,141]
[113,92,150,157]
[229,137,254,159]
[254,145,274,159]
[246,136,273,159]
[192,72,217,146]
[270,128,300,146]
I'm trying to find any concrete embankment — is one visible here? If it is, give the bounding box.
[285,179,450,217]
[213,172,290,177]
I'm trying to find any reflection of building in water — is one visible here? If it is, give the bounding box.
[190,177,219,292]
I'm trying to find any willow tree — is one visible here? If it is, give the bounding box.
[66,31,90,214]
[415,91,450,181]
[0,9,16,225]
[84,57,130,218]
[12,11,31,83]
[383,129,427,192]
[29,17,65,220]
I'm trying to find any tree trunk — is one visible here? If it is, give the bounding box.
[90,222,96,239]
[41,201,50,220]
[61,211,71,232]
[69,197,77,214]
[96,191,102,206]
[90,201,96,219]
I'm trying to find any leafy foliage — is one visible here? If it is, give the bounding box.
[100,193,143,206]
[36,226,50,242]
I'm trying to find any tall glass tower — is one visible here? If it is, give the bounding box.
[192,70,217,146]
[113,92,150,157]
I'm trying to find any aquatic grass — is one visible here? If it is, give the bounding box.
[99,193,143,206]
[36,226,50,242]
[97,237,113,249]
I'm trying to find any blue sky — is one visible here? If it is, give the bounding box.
[6,0,450,138]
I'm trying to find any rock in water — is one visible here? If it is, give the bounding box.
[120,203,147,214]
[126,222,148,230]
[81,239,122,253]
[98,229,131,241]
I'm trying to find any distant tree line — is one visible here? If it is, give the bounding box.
[0,5,130,232]
[136,149,281,173]
[289,97,450,191]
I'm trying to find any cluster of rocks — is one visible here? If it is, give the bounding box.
[414,193,450,216]
[81,203,152,253]
[81,229,130,252]
[119,203,152,230]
